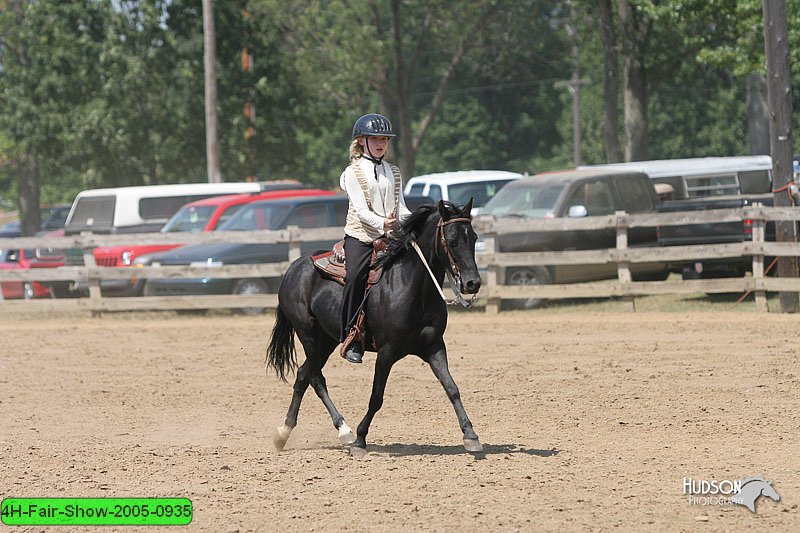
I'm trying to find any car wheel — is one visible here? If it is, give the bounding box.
[232,279,269,315]
[22,282,35,300]
[503,266,551,310]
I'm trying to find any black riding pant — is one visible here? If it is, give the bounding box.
[340,235,373,342]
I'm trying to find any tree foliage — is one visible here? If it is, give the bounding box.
[0,0,798,224]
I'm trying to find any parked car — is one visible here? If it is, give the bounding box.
[139,195,349,314]
[658,193,777,279]
[0,247,64,299]
[0,204,72,238]
[404,170,523,215]
[87,188,333,297]
[39,204,72,233]
[63,181,301,236]
[478,168,669,308]
[43,181,307,297]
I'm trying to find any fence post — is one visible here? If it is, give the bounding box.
[615,211,635,311]
[83,246,103,317]
[751,204,768,312]
[483,234,501,314]
[287,225,302,262]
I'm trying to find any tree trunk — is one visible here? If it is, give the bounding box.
[746,73,770,155]
[386,0,498,179]
[616,0,647,162]
[17,155,41,236]
[763,0,798,312]
[598,0,622,163]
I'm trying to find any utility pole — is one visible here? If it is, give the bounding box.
[554,1,589,167]
[202,0,222,183]
[242,5,256,182]
[762,0,798,312]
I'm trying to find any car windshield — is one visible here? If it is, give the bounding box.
[161,205,217,233]
[447,180,515,207]
[482,181,566,218]
[218,203,292,231]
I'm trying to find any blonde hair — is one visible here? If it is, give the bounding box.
[349,139,364,161]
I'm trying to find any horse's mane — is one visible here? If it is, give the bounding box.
[376,201,462,269]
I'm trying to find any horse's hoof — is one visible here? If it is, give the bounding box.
[339,430,356,445]
[463,438,483,452]
[273,425,292,451]
[338,424,356,445]
[349,445,368,460]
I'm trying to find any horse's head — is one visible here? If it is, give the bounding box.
[436,199,481,294]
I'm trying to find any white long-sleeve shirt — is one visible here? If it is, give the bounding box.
[340,156,411,242]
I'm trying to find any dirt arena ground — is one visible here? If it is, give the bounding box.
[1,307,798,532]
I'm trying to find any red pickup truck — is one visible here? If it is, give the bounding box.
[0,247,64,299]
[87,188,335,297]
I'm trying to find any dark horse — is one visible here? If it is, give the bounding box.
[266,199,483,455]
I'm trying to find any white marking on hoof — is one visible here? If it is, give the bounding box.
[338,424,356,445]
[350,446,368,460]
[273,425,292,451]
[463,438,483,452]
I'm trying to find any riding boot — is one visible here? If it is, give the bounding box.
[344,341,363,364]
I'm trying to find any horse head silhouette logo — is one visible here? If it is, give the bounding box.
[731,476,780,513]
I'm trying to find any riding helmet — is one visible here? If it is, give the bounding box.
[352,113,396,139]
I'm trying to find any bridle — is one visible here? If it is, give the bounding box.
[436,216,472,283]
[412,215,476,307]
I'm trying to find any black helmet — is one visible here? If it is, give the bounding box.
[352,113,396,139]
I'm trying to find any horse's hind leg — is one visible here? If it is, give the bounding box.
[274,359,311,450]
[427,345,482,452]
[306,333,356,445]
[277,329,354,449]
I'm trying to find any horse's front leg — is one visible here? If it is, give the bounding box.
[427,345,482,452]
[352,350,398,457]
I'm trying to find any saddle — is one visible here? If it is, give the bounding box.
[311,238,386,287]
[311,239,388,357]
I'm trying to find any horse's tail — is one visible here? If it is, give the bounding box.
[266,306,297,383]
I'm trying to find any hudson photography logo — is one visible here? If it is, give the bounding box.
[683,476,780,512]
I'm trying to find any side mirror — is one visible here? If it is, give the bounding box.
[568,205,588,218]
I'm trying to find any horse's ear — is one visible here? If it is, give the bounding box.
[463,197,474,217]
[437,200,449,221]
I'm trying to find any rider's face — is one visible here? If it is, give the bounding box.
[360,136,391,158]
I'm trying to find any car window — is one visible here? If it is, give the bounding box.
[447,180,515,208]
[285,204,330,228]
[332,200,348,226]
[428,185,442,202]
[408,183,425,195]
[220,203,292,231]
[617,176,654,213]
[217,204,244,227]
[482,181,565,218]
[568,180,616,216]
[41,206,71,230]
[161,205,217,233]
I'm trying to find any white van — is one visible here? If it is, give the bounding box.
[404,170,524,215]
[63,182,299,235]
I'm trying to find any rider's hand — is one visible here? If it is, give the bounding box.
[384,217,399,231]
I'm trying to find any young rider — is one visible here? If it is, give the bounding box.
[339,113,411,363]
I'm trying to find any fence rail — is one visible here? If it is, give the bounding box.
[2,207,799,313]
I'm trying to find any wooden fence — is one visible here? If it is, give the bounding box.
[1,206,799,314]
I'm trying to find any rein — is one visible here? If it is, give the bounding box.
[409,216,477,308]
